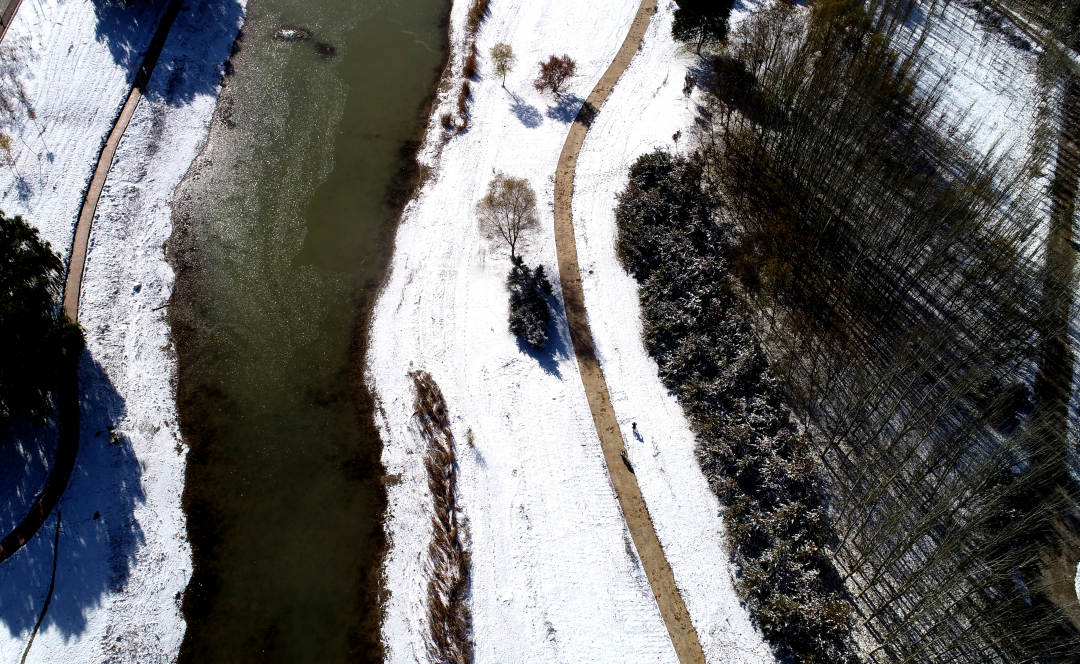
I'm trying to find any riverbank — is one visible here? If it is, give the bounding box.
[165,1,450,661]
[0,0,243,661]
[367,1,771,661]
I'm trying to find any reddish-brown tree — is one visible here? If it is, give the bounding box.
[532,54,576,95]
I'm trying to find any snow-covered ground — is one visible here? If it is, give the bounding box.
[369,0,769,662]
[899,0,1042,161]
[572,7,774,662]
[0,1,243,662]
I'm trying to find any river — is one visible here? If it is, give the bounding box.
[167,1,448,661]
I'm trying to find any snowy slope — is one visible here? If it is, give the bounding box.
[369,0,768,662]
[0,1,243,662]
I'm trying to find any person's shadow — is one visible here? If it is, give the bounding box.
[0,355,143,644]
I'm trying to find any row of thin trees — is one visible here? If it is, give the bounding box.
[684,0,1079,659]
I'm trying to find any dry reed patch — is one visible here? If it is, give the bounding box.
[465,0,490,38]
[410,370,472,664]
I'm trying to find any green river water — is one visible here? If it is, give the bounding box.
[168,1,447,661]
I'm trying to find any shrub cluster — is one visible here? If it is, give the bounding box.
[506,257,552,350]
[457,81,470,118]
[616,151,858,663]
[410,371,472,664]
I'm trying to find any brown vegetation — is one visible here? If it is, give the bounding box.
[533,54,576,95]
[456,81,470,120]
[463,43,478,80]
[465,0,490,38]
[410,370,472,664]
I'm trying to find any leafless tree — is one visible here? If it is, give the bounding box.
[476,172,538,259]
[533,54,575,95]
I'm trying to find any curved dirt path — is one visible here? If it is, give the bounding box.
[0,0,25,44]
[0,0,185,565]
[64,0,185,320]
[553,2,705,662]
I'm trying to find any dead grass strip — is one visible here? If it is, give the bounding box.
[410,370,472,664]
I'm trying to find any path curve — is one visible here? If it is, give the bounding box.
[0,0,25,44]
[553,2,706,663]
[0,0,185,565]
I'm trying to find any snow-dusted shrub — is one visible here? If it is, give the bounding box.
[506,257,552,349]
[457,81,471,120]
[615,151,858,663]
[463,43,478,80]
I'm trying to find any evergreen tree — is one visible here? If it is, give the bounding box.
[0,211,82,427]
[506,257,552,349]
[672,0,735,54]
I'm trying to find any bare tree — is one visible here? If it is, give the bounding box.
[533,54,575,95]
[490,43,514,87]
[477,173,538,259]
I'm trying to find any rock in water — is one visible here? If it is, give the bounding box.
[273,26,311,42]
[313,42,337,59]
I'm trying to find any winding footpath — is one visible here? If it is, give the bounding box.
[0,0,185,565]
[553,2,706,662]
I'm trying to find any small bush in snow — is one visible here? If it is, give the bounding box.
[463,43,479,79]
[465,0,490,38]
[457,81,471,120]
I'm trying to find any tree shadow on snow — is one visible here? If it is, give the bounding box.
[0,420,59,539]
[92,0,244,107]
[509,93,543,128]
[0,355,144,642]
[545,94,597,127]
[545,94,583,123]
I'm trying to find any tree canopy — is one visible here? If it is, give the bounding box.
[0,212,82,427]
[476,172,539,259]
[533,54,576,95]
[672,0,736,53]
[490,42,515,86]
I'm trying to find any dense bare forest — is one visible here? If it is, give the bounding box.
[619,0,1080,660]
